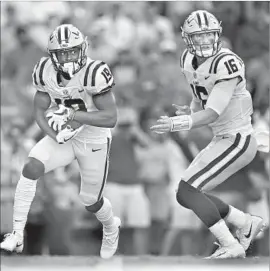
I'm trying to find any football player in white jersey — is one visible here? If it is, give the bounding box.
[1,24,121,259]
[151,11,266,259]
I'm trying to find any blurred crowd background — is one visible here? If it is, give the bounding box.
[1,1,269,257]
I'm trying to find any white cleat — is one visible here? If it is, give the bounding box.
[100,217,121,259]
[235,214,266,251]
[205,241,246,259]
[0,231,23,253]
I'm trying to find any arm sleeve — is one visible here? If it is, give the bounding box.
[205,77,239,115]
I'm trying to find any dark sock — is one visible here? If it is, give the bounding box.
[204,193,230,219]
[176,181,222,228]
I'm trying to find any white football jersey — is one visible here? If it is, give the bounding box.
[180,48,253,136]
[32,57,115,144]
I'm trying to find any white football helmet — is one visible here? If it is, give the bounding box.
[47,24,88,78]
[181,10,222,58]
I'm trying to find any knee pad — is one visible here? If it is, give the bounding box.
[22,157,45,180]
[176,180,198,209]
[85,197,104,213]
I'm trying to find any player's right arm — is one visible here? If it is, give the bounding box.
[173,98,202,116]
[33,91,57,141]
[190,98,202,113]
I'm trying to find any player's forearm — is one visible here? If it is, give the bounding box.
[73,109,117,128]
[190,99,202,113]
[35,112,57,140]
[190,108,219,129]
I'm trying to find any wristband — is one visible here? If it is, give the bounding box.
[68,108,76,121]
[170,115,193,132]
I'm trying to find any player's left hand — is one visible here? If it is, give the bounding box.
[150,116,172,134]
[46,105,75,132]
[172,104,191,116]
[56,125,83,144]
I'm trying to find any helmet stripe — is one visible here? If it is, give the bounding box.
[203,12,209,27]
[196,12,202,28]
[60,26,65,43]
[57,27,62,44]
[64,26,69,42]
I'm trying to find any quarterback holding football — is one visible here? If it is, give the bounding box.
[1,24,120,259]
[151,10,266,259]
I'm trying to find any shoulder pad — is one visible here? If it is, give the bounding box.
[209,52,244,81]
[83,60,115,95]
[32,57,50,91]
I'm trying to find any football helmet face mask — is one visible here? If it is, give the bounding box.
[181,10,222,58]
[47,24,88,79]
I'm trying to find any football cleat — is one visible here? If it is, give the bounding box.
[0,231,23,253]
[235,214,266,251]
[205,241,245,259]
[100,217,121,259]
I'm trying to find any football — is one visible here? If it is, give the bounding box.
[45,106,83,132]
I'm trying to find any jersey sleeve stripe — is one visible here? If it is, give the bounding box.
[93,84,114,96]
[39,58,49,86]
[214,76,241,85]
[208,52,226,73]
[91,61,106,87]
[83,61,95,86]
[33,60,40,85]
[213,53,238,74]
[180,49,188,68]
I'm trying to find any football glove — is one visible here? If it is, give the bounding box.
[46,104,75,132]
[56,125,83,144]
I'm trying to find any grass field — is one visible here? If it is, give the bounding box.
[1,256,269,271]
